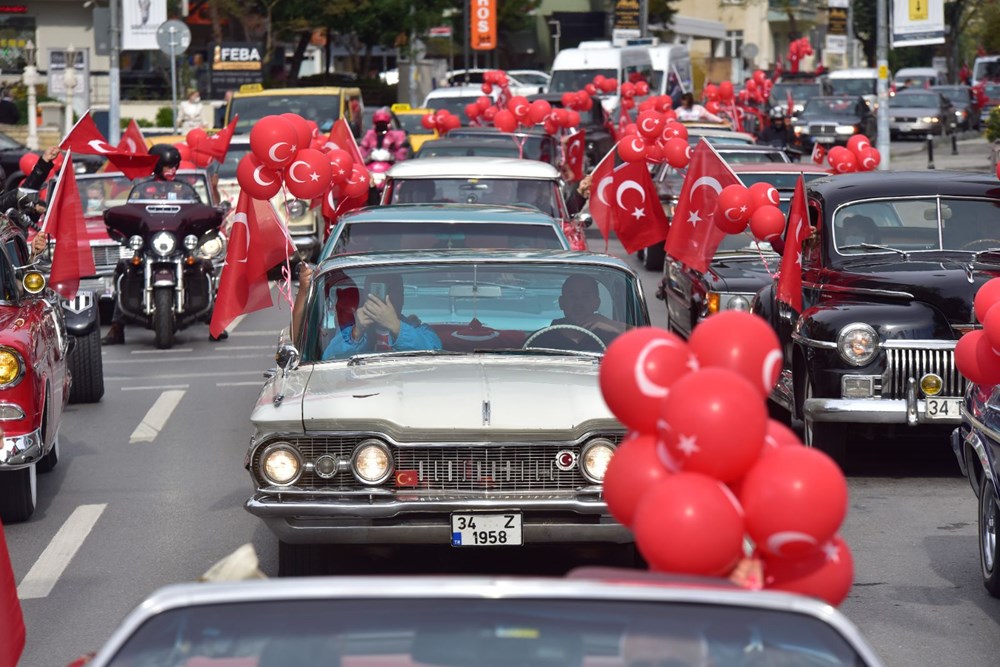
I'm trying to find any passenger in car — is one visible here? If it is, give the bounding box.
[552,274,626,343]
[396,179,436,203]
[839,214,880,247]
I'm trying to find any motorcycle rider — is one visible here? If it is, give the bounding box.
[359,108,409,162]
[758,109,796,151]
[102,144,229,344]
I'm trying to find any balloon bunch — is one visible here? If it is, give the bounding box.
[701,81,735,115]
[615,101,692,168]
[599,313,853,606]
[788,37,814,74]
[827,135,881,174]
[235,113,366,203]
[458,69,591,137]
[420,109,462,135]
[704,180,784,242]
[957,278,1000,385]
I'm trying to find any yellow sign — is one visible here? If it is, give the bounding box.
[909,0,928,21]
[878,64,889,79]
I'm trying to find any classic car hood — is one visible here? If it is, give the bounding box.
[824,258,1000,324]
[709,254,778,291]
[297,356,619,441]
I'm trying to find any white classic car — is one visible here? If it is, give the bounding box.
[245,250,648,574]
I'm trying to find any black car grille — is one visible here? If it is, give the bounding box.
[883,346,964,398]
[253,434,624,492]
[811,124,837,134]
[892,117,919,123]
[92,244,130,272]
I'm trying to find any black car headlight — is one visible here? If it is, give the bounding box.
[837,323,879,366]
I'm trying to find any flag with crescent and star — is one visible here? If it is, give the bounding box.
[776,174,809,311]
[586,145,618,248]
[665,139,742,273]
[40,152,96,299]
[199,114,239,163]
[564,129,586,181]
[117,119,149,155]
[0,518,24,667]
[811,142,826,165]
[609,160,669,254]
[325,118,370,182]
[210,192,293,338]
[60,110,159,179]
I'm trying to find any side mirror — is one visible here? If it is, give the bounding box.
[573,211,593,228]
[275,343,300,374]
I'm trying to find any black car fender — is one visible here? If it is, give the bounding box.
[59,290,99,337]
[794,300,951,344]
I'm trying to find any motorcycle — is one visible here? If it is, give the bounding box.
[104,179,227,349]
[366,147,396,191]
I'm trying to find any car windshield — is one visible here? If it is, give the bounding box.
[417,141,520,159]
[827,78,876,96]
[933,86,971,103]
[105,597,868,667]
[230,94,341,133]
[397,114,430,133]
[549,69,617,93]
[801,98,858,117]
[123,176,206,203]
[218,144,250,179]
[833,197,1000,256]
[424,95,481,119]
[300,261,643,362]
[388,178,561,217]
[890,93,939,108]
[771,83,821,104]
[984,84,1000,101]
[974,59,1000,83]
[323,221,567,258]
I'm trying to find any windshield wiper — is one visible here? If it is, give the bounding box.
[477,347,603,358]
[839,243,909,258]
[346,349,460,365]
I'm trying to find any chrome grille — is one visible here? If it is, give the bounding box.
[91,244,129,271]
[883,346,964,399]
[812,124,836,134]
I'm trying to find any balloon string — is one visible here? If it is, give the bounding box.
[277,263,295,309]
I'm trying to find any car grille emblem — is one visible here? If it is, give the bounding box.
[555,450,577,471]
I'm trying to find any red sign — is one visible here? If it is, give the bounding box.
[471,0,497,51]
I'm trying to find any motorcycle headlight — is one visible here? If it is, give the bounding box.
[128,235,144,251]
[351,439,393,485]
[259,442,302,486]
[0,348,23,387]
[285,199,307,220]
[198,235,225,259]
[150,231,177,257]
[183,234,199,250]
[837,323,879,366]
[581,438,616,483]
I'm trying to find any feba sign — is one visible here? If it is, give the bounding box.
[210,42,263,96]
[892,0,945,47]
[471,0,496,51]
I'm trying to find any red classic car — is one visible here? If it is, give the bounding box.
[0,220,71,523]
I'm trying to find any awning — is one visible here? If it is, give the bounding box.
[667,15,727,41]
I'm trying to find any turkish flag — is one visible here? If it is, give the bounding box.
[776,174,809,311]
[209,192,293,337]
[117,119,149,155]
[617,105,631,139]
[60,111,158,179]
[40,153,96,299]
[564,129,586,181]
[665,139,741,273]
[395,470,419,487]
[321,187,368,234]
[786,89,795,117]
[325,118,369,181]
[200,114,239,163]
[587,147,617,245]
[0,518,25,667]
[610,160,669,254]
[811,142,826,165]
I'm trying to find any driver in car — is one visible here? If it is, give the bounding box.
[323,274,442,358]
[549,274,626,345]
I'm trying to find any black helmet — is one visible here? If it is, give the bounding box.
[150,143,182,177]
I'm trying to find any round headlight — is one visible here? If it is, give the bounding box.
[837,323,879,366]
[260,442,302,486]
[581,438,616,483]
[0,348,23,387]
[150,231,177,257]
[351,439,393,485]
[285,199,307,220]
[128,235,144,251]
[183,234,199,250]
[198,235,225,259]
[22,271,46,294]
[727,295,751,312]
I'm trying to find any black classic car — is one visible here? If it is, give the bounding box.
[657,164,830,339]
[752,171,1000,466]
[954,385,1000,596]
[792,95,876,150]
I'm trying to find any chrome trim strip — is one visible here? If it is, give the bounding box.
[803,397,962,424]
[246,494,611,519]
[881,339,958,350]
[0,428,43,467]
[790,332,838,349]
[801,281,914,299]
[251,429,626,451]
[0,402,26,421]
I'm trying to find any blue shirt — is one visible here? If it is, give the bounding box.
[323,320,442,359]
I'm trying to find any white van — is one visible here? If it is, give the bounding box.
[894,67,946,89]
[825,68,879,107]
[972,55,1000,86]
[648,44,692,101]
[549,41,654,113]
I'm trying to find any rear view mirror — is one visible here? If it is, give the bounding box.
[449,285,502,298]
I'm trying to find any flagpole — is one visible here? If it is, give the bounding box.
[59,109,92,148]
[39,149,70,235]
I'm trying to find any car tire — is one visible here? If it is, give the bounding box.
[0,464,37,523]
[979,473,1000,597]
[68,328,105,404]
[278,541,326,577]
[803,378,847,468]
[153,287,174,350]
[37,432,60,474]
[643,243,666,272]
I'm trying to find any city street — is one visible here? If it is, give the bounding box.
[6,143,1000,666]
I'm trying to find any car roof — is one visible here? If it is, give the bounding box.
[387,157,560,179]
[316,249,635,274]
[730,163,830,174]
[826,68,878,78]
[425,86,486,98]
[232,86,357,97]
[418,137,517,148]
[337,203,561,225]
[808,170,1000,201]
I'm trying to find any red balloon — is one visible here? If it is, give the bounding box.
[482,106,498,122]
[740,447,848,557]
[465,103,481,120]
[976,278,1000,321]
[442,113,461,132]
[620,82,636,99]
[250,115,298,170]
[560,92,576,108]
[688,311,782,398]
[715,184,753,233]
[846,134,871,156]
[703,84,719,101]
[236,153,281,200]
[856,147,879,171]
[178,159,196,170]
[617,135,647,163]
[279,113,312,154]
[579,95,594,111]
[746,79,758,93]
[566,110,580,128]
[552,108,570,128]
[763,535,854,607]
[18,152,38,175]
[186,127,208,148]
[603,434,673,527]
[705,100,722,114]
[636,81,650,96]
[749,204,786,243]
[175,142,192,162]
[633,473,746,576]
[644,141,665,164]
[508,96,531,119]
[748,181,781,212]
[528,99,552,125]
[661,121,688,141]
[827,146,857,174]
[598,327,697,434]
[476,96,492,111]
[765,419,802,450]
[543,118,560,135]
[753,69,767,86]
[621,122,638,137]
[957,330,993,384]
[600,78,618,93]
[481,82,493,94]
[326,148,353,184]
[659,368,768,482]
[493,109,517,133]
[985,304,1000,364]
[719,81,735,102]
[663,137,691,169]
[421,114,437,130]
[191,147,213,168]
[622,97,636,110]
[342,165,370,199]
[636,110,663,140]
[638,99,656,113]
[284,147,332,200]
[976,330,1000,384]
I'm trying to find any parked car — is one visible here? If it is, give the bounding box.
[792,95,877,149]
[0,222,71,522]
[752,171,1000,467]
[0,131,105,190]
[507,68,551,93]
[684,126,757,147]
[319,203,570,260]
[888,89,956,138]
[894,66,946,89]
[77,572,886,666]
[824,68,879,109]
[246,250,646,574]
[444,126,561,164]
[382,157,587,250]
[414,136,521,159]
[932,84,981,130]
[657,163,831,339]
[955,385,1000,597]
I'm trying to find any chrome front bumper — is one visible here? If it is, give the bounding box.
[0,428,44,468]
[246,494,631,545]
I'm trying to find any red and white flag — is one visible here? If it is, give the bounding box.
[564,129,586,181]
[200,114,239,163]
[665,139,742,273]
[40,152,96,299]
[786,89,795,117]
[586,145,617,247]
[321,187,368,234]
[616,105,631,139]
[209,192,293,337]
[811,142,826,165]
[117,119,149,155]
[609,160,669,254]
[324,118,369,181]
[0,518,25,667]
[776,174,809,311]
[60,111,158,179]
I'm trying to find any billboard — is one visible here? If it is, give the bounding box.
[210,43,263,95]
[892,0,945,47]
[470,0,496,51]
[122,0,167,50]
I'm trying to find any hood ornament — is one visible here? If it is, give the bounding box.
[482,400,491,426]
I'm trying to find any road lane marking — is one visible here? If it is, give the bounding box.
[104,354,267,365]
[130,348,194,355]
[130,390,186,443]
[106,370,265,381]
[228,314,247,332]
[121,384,190,392]
[228,330,280,337]
[18,503,106,600]
[217,381,267,387]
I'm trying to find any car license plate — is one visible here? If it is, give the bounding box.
[451,512,522,546]
[926,398,962,420]
[815,137,834,144]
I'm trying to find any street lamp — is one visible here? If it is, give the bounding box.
[22,39,38,150]
[63,44,78,136]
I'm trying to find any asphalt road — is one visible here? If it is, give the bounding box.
[7,149,1000,665]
